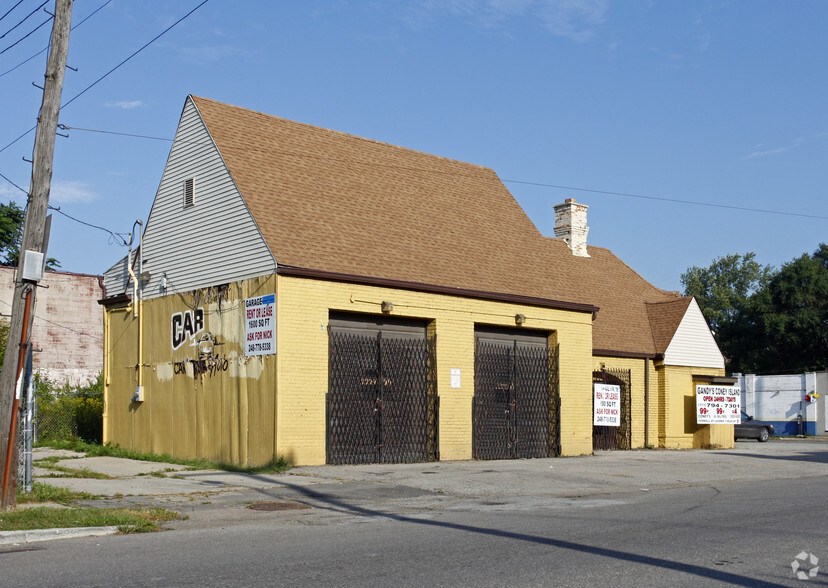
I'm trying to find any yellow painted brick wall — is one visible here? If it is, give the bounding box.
[276,276,595,465]
[592,357,658,449]
[655,364,731,449]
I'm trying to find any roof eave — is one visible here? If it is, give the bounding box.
[276,266,599,314]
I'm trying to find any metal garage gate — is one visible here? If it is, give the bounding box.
[592,368,632,450]
[327,313,438,465]
[473,326,560,460]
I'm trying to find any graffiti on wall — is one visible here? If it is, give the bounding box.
[171,307,205,350]
[172,327,229,379]
[173,354,229,378]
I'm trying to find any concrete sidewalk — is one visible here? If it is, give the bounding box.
[3,438,827,545]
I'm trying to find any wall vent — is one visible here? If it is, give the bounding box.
[184,178,195,207]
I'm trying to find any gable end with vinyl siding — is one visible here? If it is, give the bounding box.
[663,298,725,369]
[139,96,275,299]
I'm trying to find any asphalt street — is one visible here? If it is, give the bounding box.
[2,439,827,586]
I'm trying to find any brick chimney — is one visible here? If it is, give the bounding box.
[554,198,590,257]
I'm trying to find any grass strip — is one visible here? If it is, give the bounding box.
[41,440,291,474]
[0,506,179,533]
[17,482,98,505]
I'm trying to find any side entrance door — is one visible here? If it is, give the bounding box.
[473,326,560,459]
[592,368,632,450]
[327,312,438,464]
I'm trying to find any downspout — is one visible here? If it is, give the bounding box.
[127,221,144,402]
[644,358,650,448]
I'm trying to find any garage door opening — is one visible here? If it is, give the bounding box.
[327,312,438,464]
[473,326,560,460]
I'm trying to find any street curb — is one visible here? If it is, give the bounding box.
[0,525,119,545]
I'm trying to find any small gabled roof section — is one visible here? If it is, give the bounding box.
[648,297,724,368]
[100,248,139,305]
[647,297,693,355]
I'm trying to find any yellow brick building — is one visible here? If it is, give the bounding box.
[101,96,731,466]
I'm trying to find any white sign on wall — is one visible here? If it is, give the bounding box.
[450,368,461,389]
[696,385,741,424]
[244,294,275,356]
[594,383,621,426]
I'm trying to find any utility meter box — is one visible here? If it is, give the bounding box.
[21,250,44,282]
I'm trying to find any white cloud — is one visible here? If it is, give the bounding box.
[106,100,144,110]
[0,184,24,199]
[50,181,97,204]
[537,0,608,42]
[745,137,804,160]
[404,0,607,40]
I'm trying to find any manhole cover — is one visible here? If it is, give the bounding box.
[248,501,311,512]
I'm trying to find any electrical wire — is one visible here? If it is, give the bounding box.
[10,117,828,224]
[0,1,26,24]
[47,205,130,246]
[0,0,208,155]
[57,124,174,143]
[1,173,131,252]
[35,121,828,222]
[0,297,102,340]
[56,124,214,149]
[0,170,26,193]
[52,123,828,221]
[60,0,209,110]
[501,179,828,221]
[0,0,112,79]
[0,13,50,54]
[0,0,47,40]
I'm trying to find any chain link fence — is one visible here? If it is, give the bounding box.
[33,391,103,444]
[18,387,103,492]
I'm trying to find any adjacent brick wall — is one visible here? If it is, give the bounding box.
[0,267,103,385]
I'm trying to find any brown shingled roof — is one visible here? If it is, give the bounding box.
[191,95,682,355]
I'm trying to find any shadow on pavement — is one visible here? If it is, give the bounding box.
[726,451,828,465]
[221,472,790,588]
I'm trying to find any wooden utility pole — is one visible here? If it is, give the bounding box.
[0,0,73,509]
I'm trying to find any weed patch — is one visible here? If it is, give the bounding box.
[42,441,291,474]
[0,506,179,532]
[17,482,98,505]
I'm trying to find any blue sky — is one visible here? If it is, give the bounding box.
[0,0,825,292]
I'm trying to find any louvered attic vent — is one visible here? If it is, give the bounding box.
[184,178,195,207]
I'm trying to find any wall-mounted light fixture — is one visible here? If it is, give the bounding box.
[515,313,526,325]
[381,301,394,313]
[160,273,168,292]
[139,271,152,286]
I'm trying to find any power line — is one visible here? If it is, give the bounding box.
[0,1,26,24]
[0,298,102,340]
[0,0,47,40]
[0,0,208,154]
[0,0,112,79]
[0,173,132,244]
[0,14,50,54]
[57,124,174,143]
[501,179,828,221]
[47,122,828,222]
[60,0,209,110]
[0,170,26,194]
[56,124,214,149]
[47,205,129,246]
